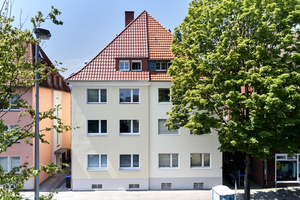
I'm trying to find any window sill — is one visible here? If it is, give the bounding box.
[86,102,107,104]
[119,168,140,171]
[158,102,171,104]
[158,167,179,169]
[158,133,180,135]
[87,134,107,136]
[87,168,108,171]
[119,133,140,136]
[190,167,211,169]
[276,181,299,183]
[119,102,140,104]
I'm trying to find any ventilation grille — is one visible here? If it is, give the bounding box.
[161,183,171,190]
[194,182,204,189]
[129,184,139,189]
[92,184,102,189]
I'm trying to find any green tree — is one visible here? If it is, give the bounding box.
[167,0,300,199]
[0,1,70,199]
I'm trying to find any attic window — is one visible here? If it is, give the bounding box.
[120,60,129,71]
[132,61,141,71]
[53,76,57,86]
[156,62,166,71]
[59,78,62,87]
[47,75,52,85]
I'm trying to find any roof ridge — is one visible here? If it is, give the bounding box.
[66,10,148,80]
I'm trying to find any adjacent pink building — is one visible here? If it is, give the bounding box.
[0,44,71,189]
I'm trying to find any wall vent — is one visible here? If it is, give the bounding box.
[194,182,204,189]
[92,184,102,189]
[129,184,139,189]
[161,183,171,190]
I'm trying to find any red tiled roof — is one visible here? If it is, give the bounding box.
[67,11,173,82]
[150,72,172,81]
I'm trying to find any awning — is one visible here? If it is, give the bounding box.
[54,148,69,155]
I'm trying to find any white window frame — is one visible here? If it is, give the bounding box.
[87,120,107,136]
[132,60,142,71]
[47,75,52,85]
[119,60,130,71]
[158,88,171,103]
[190,153,211,169]
[119,154,140,170]
[158,119,179,135]
[87,154,107,170]
[0,156,21,173]
[158,153,179,169]
[119,89,139,104]
[87,89,107,104]
[53,76,57,86]
[119,120,140,135]
[59,77,63,87]
[155,62,167,71]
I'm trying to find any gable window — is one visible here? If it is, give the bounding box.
[158,88,170,103]
[156,62,166,71]
[120,60,129,71]
[87,154,107,170]
[158,119,178,135]
[119,154,139,170]
[47,75,52,85]
[119,89,139,103]
[0,156,20,173]
[119,120,139,135]
[132,61,142,71]
[87,120,107,135]
[87,89,107,103]
[167,62,172,69]
[59,78,63,87]
[159,154,178,168]
[53,76,57,86]
[190,153,210,168]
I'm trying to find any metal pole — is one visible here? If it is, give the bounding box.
[34,33,40,200]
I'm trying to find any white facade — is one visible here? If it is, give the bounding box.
[70,81,222,190]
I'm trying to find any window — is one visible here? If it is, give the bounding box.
[87,154,107,170]
[3,95,20,111]
[87,120,107,135]
[190,153,210,168]
[119,89,139,103]
[167,62,172,69]
[129,184,139,189]
[161,183,172,190]
[0,156,20,173]
[156,62,166,71]
[158,119,178,135]
[87,89,107,103]
[194,182,204,189]
[47,75,52,85]
[53,76,57,86]
[132,61,142,71]
[4,125,21,143]
[120,60,129,71]
[159,154,178,168]
[158,88,170,103]
[119,120,139,135]
[92,184,102,189]
[276,154,299,182]
[119,154,139,170]
[59,78,62,87]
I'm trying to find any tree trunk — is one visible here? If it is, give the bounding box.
[244,154,251,200]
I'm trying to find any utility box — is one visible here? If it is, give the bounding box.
[212,185,235,200]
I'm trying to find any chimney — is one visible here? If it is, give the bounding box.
[125,11,134,27]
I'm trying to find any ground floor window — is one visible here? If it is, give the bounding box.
[276,154,298,183]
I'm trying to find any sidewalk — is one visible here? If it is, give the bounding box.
[20,167,300,200]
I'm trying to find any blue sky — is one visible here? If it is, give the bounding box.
[10,0,191,78]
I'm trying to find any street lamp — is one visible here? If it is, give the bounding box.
[34,28,51,200]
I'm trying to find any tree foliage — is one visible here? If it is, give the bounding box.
[167,0,300,198]
[0,1,70,199]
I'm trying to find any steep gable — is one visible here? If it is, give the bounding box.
[67,11,173,82]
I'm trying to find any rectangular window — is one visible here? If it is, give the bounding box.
[158,119,178,135]
[47,75,52,85]
[120,154,139,170]
[0,156,20,173]
[161,183,172,190]
[159,154,178,168]
[132,61,142,71]
[59,78,62,87]
[87,89,107,103]
[4,95,21,111]
[194,182,204,189]
[156,62,166,71]
[190,153,210,168]
[119,120,139,135]
[158,88,170,103]
[5,125,21,143]
[120,60,129,71]
[87,154,107,170]
[167,62,172,69]
[119,89,139,103]
[87,120,107,135]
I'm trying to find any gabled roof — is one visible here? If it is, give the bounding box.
[67,11,173,82]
